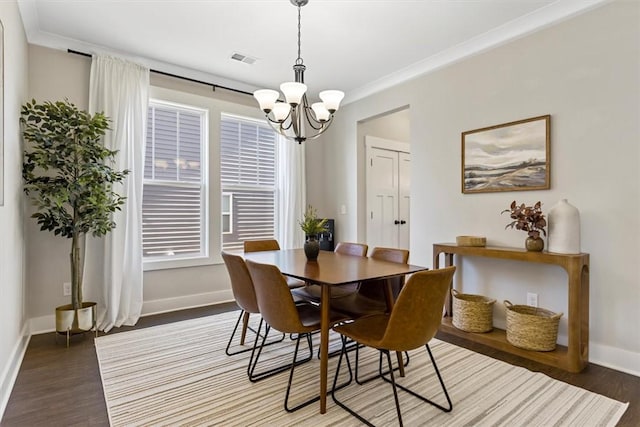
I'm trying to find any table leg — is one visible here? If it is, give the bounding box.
[320,284,329,414]
[240,311,250,345]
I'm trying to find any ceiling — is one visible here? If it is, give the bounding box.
[18,0,607,104]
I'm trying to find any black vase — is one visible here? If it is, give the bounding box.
[304,237,320,261]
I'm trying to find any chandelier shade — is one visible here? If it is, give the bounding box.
[253,0,344,144]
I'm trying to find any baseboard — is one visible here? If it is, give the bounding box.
[29,290,235,334]
[590,342,640,378]
[0,323,30,422]
[141,290,234,317]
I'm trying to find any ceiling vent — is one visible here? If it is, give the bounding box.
[231,53,257,65]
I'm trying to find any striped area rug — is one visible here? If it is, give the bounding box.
[95,311,628,426]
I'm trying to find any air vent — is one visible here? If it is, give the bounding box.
[231,53,257,65]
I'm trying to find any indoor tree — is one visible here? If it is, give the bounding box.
[21,99,128,318]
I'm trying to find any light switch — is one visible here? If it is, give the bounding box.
[340,205,347,214]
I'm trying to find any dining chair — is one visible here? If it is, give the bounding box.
[326,247,411,369]
[329,247,410,318]
[243,239,306,289]
[331,266,457,426]
[291,241,369,303]
[245,258,352,412]
[221,251,297,382]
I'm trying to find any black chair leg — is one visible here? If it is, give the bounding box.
[247,319,312,382]
[383,350,404,426]
[380,344,453,413]
[355,346,411,385]
[226,311,285,356]
[286,333,353,413]
[333,342,452,426]
[331,335,373,426]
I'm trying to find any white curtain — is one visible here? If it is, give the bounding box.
[277,136,306,249]
[86,55,149,332]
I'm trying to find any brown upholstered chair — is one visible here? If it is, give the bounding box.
[331,266,457,425]
[329,247,410,318]
[291,242,369,303]
[221,251,295,382]
[245,259,351,412]
[334,241,369,257]
[243,239,281,253]
[243,239,305,289]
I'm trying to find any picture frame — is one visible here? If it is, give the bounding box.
[462,115,550,194]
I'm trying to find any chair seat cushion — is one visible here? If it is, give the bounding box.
[291,283,359,303]
[286,277,306,289]
[329,293,388,318]
[296,303,351,332]
[333,313,389,348]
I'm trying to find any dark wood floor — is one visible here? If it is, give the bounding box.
[2,303,638,426]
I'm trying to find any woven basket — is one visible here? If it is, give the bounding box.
[504,300,563,351]
[451,289,496,333]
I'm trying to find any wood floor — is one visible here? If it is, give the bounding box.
[2,303,638,426]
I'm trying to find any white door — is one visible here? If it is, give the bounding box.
[366,138,410,251]
[398,152,411,249]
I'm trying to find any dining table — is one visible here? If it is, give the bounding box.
[243,248,428,414]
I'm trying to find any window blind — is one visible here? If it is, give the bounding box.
[143,103,206,259]
[220,115,277,251]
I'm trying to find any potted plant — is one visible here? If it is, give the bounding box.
[299,205,328,261]
[21,99,128,341]
[502,200,547,251]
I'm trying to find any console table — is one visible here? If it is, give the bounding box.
[433,243,589,373]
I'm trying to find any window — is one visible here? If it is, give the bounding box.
[221,192,233,234]
[220,114,277,251]
[143,100,208,263]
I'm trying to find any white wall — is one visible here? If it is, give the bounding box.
[0,0,29,418]
[320,1,640,375]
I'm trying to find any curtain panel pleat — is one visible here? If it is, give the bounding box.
[277,135,306,249]
[86,55,149,332]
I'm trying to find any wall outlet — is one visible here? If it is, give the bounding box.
[527,292,538,307]
[63,282,71,296]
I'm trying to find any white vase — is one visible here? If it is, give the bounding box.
[548,199,581,254]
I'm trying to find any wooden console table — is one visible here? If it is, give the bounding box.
[433,243,589,373]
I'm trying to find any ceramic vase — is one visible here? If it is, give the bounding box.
[525,236,544,252]
[304,237,320,261]
[548,199,581,254]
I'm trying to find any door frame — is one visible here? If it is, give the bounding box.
[365,136,411,250]
[365,136,410,155]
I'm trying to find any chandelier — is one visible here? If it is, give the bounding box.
[253,0,344,144]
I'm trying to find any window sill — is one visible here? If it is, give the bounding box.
[143,255,222,272]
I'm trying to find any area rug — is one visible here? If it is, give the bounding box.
[94,311,628,426]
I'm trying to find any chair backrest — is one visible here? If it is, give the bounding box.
[221,251,260,314]
[379,266,456,352]
[358,247,410,300]
[244,239,281,253]
[245,259,302,334]
[334,242,369,257]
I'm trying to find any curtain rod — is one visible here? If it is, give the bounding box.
[67,49,254,97]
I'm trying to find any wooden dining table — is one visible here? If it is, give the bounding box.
[243,248,428,414]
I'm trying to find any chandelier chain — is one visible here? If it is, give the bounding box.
[253,0,343,143]
[296,4,303,65]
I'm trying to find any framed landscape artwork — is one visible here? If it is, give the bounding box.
[462,115,550,194]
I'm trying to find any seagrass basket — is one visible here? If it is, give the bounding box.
[451,289,496,333]
[504,300,563,351]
